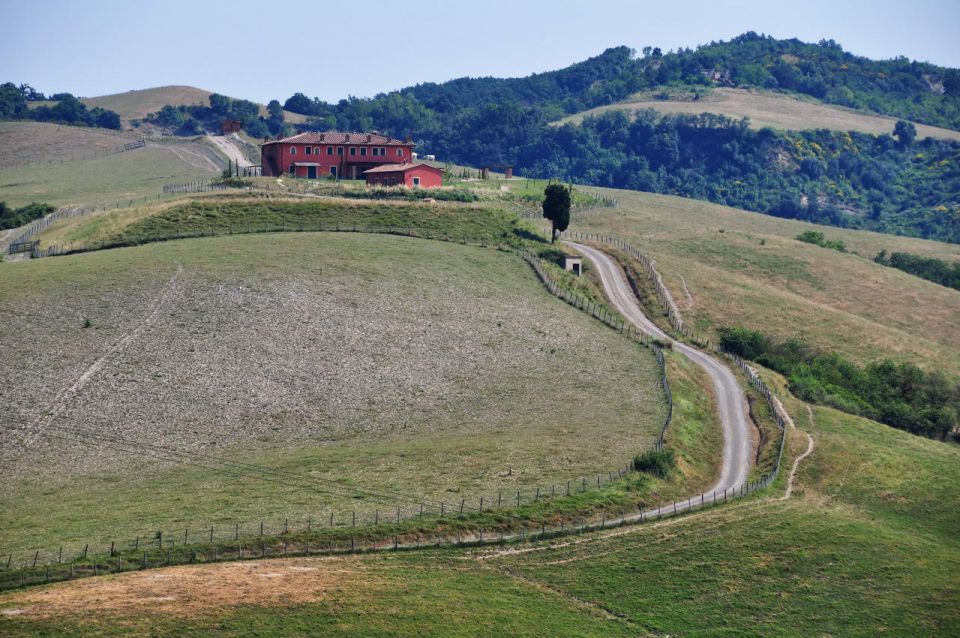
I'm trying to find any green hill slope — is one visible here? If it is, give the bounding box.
[2,396,957,637]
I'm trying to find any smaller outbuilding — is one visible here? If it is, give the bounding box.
[363,162,443,188]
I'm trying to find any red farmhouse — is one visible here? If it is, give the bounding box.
[363,163,443,189]
[260,131,414,180]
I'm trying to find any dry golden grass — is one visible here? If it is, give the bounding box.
[574,187,960,375]
[0,122,132,166]
[556,88,960,140]
[82,85,307,126]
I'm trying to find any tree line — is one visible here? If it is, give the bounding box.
[0,83,121,129]
[0,201,54,230]
[719,326,959,441]
[874,250,960,291]
[144,94,287,138]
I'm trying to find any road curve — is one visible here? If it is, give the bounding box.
[567,241,752,494]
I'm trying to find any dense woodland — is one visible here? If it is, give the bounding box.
[145,94,286,138]
[275,35,960,242]
[719,327,959,441]
[4,34,959,241]
[0,83,121,129]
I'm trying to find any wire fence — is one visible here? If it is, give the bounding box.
[0,139,145,169]
[2,215,793,593]
[0,467,776,592]
[557,231,790,486]
[2,229,675,589]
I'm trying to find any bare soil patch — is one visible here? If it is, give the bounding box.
[0,556,369,620]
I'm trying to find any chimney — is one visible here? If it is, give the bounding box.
[319,133,324,141]
[345,133,350,142]
[404,134,412,143]
[367,134,372,142]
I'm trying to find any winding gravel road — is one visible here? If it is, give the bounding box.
[567,242,752,494]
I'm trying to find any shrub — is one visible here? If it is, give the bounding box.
[632,450,676,478]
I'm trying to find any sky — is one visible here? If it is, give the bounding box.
[1,0,958,105]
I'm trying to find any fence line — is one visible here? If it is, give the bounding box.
[2,228,673,583]
[0,139,146,169]
[557,231,789,486]
[1,465,775,592]
[2,222,794,593]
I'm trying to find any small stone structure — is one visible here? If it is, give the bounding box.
[563,256,583,276]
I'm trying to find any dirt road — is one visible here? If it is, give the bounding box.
[567,241,752,494]
[206,134,253,169]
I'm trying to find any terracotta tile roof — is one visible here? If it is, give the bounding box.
[362,162,442,174]
[264,131,411,146]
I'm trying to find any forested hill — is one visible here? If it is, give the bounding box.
[275,35,959,242]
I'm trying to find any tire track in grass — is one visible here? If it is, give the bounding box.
[19,263,184,450]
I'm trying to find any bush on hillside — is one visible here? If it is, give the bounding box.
[0,201,55,229]
[632,450,676,478]
[719,326,959,440]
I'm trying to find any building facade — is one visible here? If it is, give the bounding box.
[260,132,415,179]
[363,163,443,188]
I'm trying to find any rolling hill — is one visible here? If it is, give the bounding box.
[554,87,960,141]
[81,85,307,127]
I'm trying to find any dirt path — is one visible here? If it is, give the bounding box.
[206,135,253,168]
[19,264,183,449]
[161,145,221,172]
[567,241,753,495]
[679,274,694,310]
[780,406,815,501]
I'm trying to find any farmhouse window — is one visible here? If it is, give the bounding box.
[360,147,367,156]
[305,146,312,155]
[314,147,320,154]
[350,147,356,156]
[290,146,296,155]
[397,148,404,157]
[337,147,344,156]
[413,176,420,186]
[327,146,333,155]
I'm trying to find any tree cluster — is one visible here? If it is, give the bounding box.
[0,201,54,230]
[719,326,959,441]
[0,83,120,129]
[874,250,960,291]
[145,94,286,138]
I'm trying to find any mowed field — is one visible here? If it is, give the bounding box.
[2,390,957,637]
[556,87,960,140]
[0,122,139,167]
[81,85,308,127]
[0,142,221,209]
[0,232,667,550]
[573,188,960,376]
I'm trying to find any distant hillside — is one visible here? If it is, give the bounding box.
[82,85,307,127]
[276,38,959,242]
[555,87,960,141]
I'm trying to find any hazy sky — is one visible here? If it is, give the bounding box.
[2,0,958,104]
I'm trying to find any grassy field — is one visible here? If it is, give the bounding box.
[0,143,221,209]
[0,122,137,167]
[0,231,669,551]
[571,188,960,376]
[555,87,960,140]
[30,194,530,251]
[81,85,308,127]
[2,392,956,636]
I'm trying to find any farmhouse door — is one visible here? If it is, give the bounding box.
[308,166,317,179]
